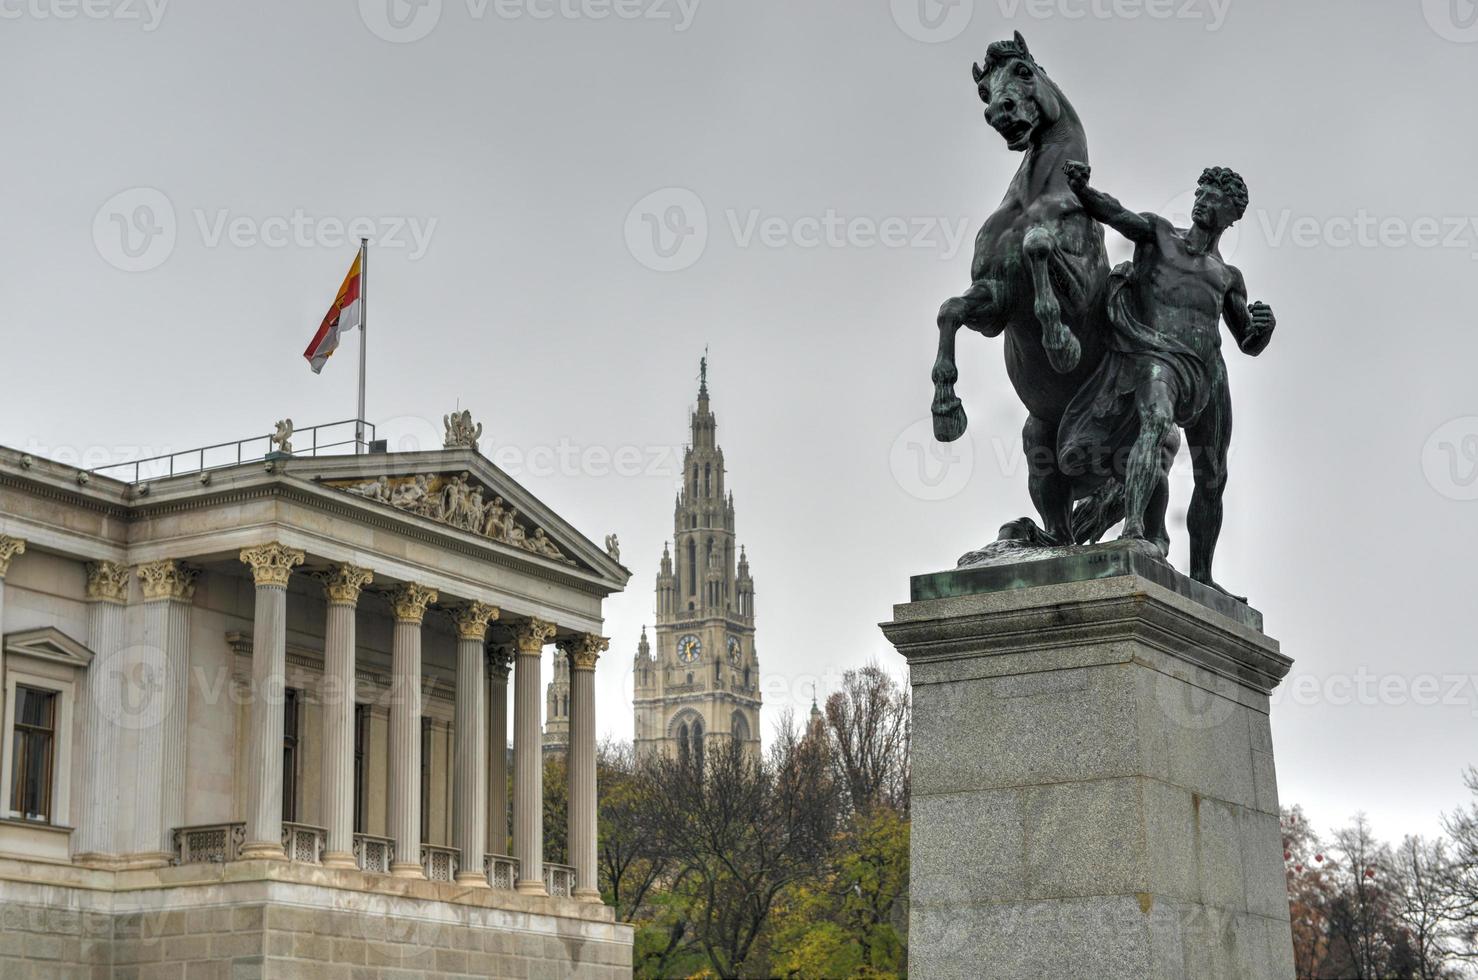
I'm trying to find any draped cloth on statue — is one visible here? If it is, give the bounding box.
[1058,261,1225,491]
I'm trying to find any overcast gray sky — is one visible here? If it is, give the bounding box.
[4,0,1477,843]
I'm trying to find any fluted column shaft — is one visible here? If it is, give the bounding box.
[320,565,372,869]
[0,538,23,819]
[453,603,498,885]
[239,543,304,860]
[388,583,437,877]
[136,560,198,862]
[76,561,127,862]
[513,619,555,894]
[563,635,607,902]
[487,649,512,856]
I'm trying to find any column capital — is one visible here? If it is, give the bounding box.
[454,602,500,641]
[0,535,26,578]
[85,560,131,604]
[319,564,374,606]
[137,559,200,601]
[239,543,305,587]
[558,634,609,671]
[488,644,514,679]
[390,582,438,624]
[513,618,556,654]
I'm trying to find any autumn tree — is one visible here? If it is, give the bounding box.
[642,715,841,978]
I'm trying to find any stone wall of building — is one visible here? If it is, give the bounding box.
[0,858,633,979]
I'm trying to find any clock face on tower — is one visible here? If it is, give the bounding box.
[727,635,741,664]
[677,634,702,664]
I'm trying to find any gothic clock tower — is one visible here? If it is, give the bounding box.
[633,359,761,760]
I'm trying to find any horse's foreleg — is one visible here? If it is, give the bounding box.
[932,311,967,442]
[1023,226,1081,374]
[931,282,994,442]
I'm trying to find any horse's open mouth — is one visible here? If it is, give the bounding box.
[997,119,1033,150]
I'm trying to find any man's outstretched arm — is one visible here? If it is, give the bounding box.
[1063,161,1155,243]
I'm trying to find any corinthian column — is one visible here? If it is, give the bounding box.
[388,582,437,877]
[0,536,23,634]
[561,634,608,902]
[512,618,555,894]
[136,559,199,861]
[453,602,499,885]
[238,543,304,860]
[75,560,128,864]
[487,645,512,856]
[318,564,373,869]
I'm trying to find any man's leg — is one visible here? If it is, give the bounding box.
[1121,378,1176,541]
[1142,429,1179,557]
[1023,414,1074,545]
[1186,379,1234,592]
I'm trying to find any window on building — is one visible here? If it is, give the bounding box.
[677,722,689,766]
[282,688,301,823]
[692,720,704,770]
[10,686,57,822]
[420,716,433,842]
[353,704,368,834]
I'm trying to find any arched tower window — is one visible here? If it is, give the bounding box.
[731,711,750,744]
[692,720,704,769]
[677,723,690,766]
[687,538,697,595]
[704,463,711,495]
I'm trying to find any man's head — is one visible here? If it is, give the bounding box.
[1192,167,1249,232]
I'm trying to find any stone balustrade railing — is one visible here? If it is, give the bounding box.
[543,862,576,899]
[421,844,459,882]
[281,823,326,865]
[173,823,247,865]
[353,833,394,874]
[484,853,519,891]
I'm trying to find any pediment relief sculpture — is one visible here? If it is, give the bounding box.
[327,472,576,566]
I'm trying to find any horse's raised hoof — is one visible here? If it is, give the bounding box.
[1043,332,1082,374]
[932,398,968,442]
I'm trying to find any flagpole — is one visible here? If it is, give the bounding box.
[356,237,368,453]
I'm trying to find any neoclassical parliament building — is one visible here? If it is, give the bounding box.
[0,414,634,977]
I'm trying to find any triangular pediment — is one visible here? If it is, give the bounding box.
[4,627,94,668]
[300,450,625,585]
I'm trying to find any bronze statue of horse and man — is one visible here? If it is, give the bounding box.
[929,32,1277,599]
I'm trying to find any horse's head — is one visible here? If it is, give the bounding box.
[973,32,1065,153]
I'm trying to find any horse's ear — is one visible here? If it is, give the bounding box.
[1014,31,1030,57]
[972,62,985,85]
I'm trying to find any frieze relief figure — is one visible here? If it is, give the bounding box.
[328,473,575,565]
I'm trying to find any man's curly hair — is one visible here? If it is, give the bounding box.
[1198,167,1249,220]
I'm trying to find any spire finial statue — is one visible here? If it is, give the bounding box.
[699,349,708,397]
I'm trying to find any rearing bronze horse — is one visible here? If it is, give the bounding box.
[931,32,1118,547]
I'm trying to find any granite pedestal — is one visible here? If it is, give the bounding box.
[881,541,1295,980]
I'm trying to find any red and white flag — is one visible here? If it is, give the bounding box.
[303,253,363,374]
